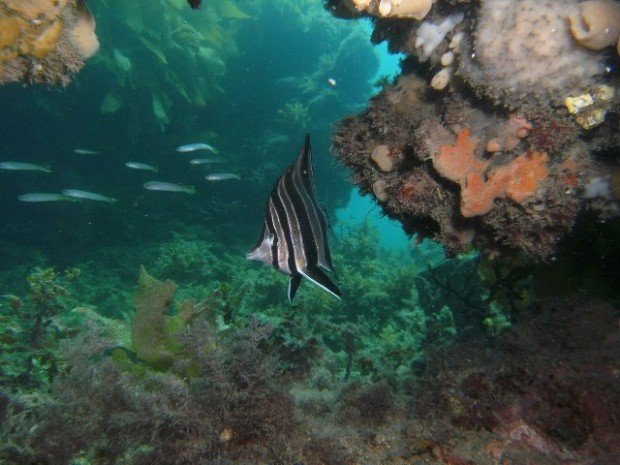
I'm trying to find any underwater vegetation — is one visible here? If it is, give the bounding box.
[0,267,82,391]
[1,223,618,464]
[89,0,254,129]
[328,0,619,259]
[0,224,434,462]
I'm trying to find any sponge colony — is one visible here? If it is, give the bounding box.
[568,0,620,52]
[371,145,395,172]
[71,0,99,59]
[0,0,99,85]
[344,0,432,20]
[459,0,607,107]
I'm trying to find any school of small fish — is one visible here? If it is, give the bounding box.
[2,142,241,204]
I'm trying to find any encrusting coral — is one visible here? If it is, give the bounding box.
[70,0,99,59]
[485,115,532,153]
[0,0,99,85]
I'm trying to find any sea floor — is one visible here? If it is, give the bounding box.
[2,292,617,465]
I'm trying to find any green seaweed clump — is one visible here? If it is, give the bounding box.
[130,265,211,371]
[131,266,179,370]
[0,267,80,392]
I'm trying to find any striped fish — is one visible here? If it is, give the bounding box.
[247,134,341,301]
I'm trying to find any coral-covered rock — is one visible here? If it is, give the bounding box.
[0,0,98,86]
[459,0,607,108]
[333,86,585,257]
[329,0,618,258]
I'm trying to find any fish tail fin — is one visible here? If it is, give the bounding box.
[187,186,196,195]
[300,266,341,300]
[44,166,53,173]
[236,174,241,180]
[154,167,159,173]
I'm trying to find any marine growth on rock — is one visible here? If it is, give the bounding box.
[0,0,99,86]
[329,0,619,258]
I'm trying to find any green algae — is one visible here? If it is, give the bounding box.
[131,266,178,370]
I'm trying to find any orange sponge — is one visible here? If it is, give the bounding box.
[433,129,548,217]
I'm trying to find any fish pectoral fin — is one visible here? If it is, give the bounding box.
[288,274,302,302]
[300,267,341,300]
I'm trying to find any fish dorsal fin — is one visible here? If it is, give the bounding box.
[297,133,315,191]
[288,274,302,301]
[292,134,336,275]
[300,266,341,300]
[299,133,311,165]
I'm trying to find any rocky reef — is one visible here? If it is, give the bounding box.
[327,0,620,258]
[0,0,99,86]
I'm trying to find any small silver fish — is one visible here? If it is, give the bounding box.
[62,189,118,203]
[0,162,51,173]
[177,143,217,153]
[205,173,241,181]
[143,181,195,194]
[18,193,73,202]
[189,158,223,165]
[74,149,100,155]
[126,162,158,172]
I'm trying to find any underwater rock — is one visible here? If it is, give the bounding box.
[415,297,620,465]
[333,87,587,257]
[329,0,619,258]
[0,0,99,86]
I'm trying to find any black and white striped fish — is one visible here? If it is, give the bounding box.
[247,134,341,301]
